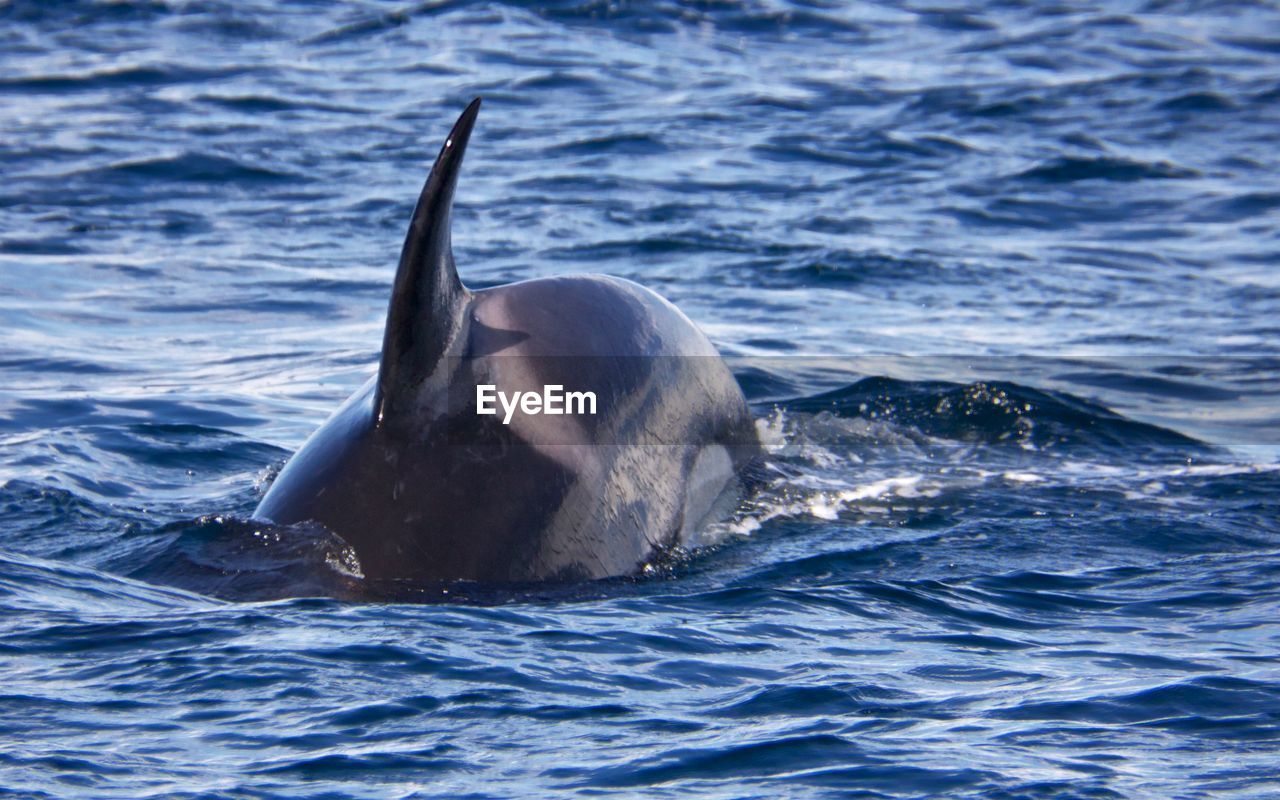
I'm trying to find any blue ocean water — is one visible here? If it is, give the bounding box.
[2,0,1280,796]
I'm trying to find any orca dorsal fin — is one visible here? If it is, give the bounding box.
[374,98,481,426]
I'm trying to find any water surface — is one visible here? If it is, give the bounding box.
[2,1,1279,797]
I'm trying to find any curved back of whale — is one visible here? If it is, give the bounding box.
[254,98,761,586]
[374,98,480,426]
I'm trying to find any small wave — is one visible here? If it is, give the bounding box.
[540,230,759,262]
[124,515,363,602]
[0,550,211,614]
[1053,370,1240,402]
[531,1,865,37]
[510,71,605,94]
[753,129,973,171]
[198,94,364,115]
[1157,92,1237,112]
[0,356,123,375]
[0,0,174,25]
[989,675,1280,734]
[0,64,237,93]
[780,376,1201,452]
[1218,35,1280,54]
[766,250,962,288]
[249,745,471,777]
[712,682,902,718]
[1193,191,1280,223]
[0,398,263,437]
[74,152,301,185]
[0,237,84,255]
[561,733,868,788]
[550,133,668,157]
[1015,156,1198,183]
[301,2,445,46]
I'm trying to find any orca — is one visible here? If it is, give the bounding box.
[253,98,760,584]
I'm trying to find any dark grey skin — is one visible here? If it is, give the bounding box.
[254,99,760,584]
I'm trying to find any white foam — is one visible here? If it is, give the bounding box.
[1003,471,1043,483]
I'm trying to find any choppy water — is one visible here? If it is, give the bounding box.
[3,1,1280,797]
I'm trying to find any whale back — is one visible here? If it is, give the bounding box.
[254,99,762,586]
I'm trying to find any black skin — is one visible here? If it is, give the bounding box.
[252,98,761,585]
[254,274,761,584]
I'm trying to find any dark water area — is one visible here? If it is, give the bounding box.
[2,0,1280,797]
